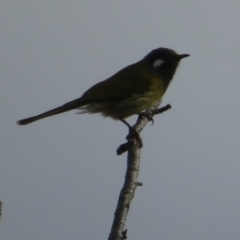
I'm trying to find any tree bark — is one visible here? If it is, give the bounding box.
[108,102,171,240]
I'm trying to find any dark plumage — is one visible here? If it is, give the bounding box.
[17,48,189,125]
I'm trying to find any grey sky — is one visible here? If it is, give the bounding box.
[1,1,240,239]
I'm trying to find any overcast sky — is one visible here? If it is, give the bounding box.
[1,1,240,240]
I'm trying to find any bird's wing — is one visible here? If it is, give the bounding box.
[80,61,153,102]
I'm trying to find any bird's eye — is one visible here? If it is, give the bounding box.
[153,59,165,69]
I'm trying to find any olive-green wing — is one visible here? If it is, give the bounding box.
[80,60,153,102]
[60,60,158,110]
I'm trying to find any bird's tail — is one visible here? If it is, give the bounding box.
[17,98,86,125]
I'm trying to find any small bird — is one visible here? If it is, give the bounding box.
[17,48,189,128]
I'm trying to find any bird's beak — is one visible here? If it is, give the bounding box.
[178,54,190,60]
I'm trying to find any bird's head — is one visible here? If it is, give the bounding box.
[144,47,190,89]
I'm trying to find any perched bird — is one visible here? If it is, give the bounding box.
[17,48,189,128]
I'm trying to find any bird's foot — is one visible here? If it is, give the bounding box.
[126,127,143,148]
[120,119,143,148]
[139,110,154,125]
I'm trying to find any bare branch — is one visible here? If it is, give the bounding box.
[108,102,171,240]
[117,104,171,155]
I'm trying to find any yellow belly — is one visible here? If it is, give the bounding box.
[78,77,164,120]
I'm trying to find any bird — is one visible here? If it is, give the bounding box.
[17,48,189,129]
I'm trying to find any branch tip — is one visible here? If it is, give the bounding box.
[135,182,143,186]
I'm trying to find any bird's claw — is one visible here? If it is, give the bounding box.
[139,110,154,125]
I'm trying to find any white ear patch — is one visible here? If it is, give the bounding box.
[153,59,164,69]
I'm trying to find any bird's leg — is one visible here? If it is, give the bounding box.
[120,119,143,148]
[138,109,154,125]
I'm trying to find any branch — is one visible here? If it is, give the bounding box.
[108,103,171,240]
[117,104,171,155]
